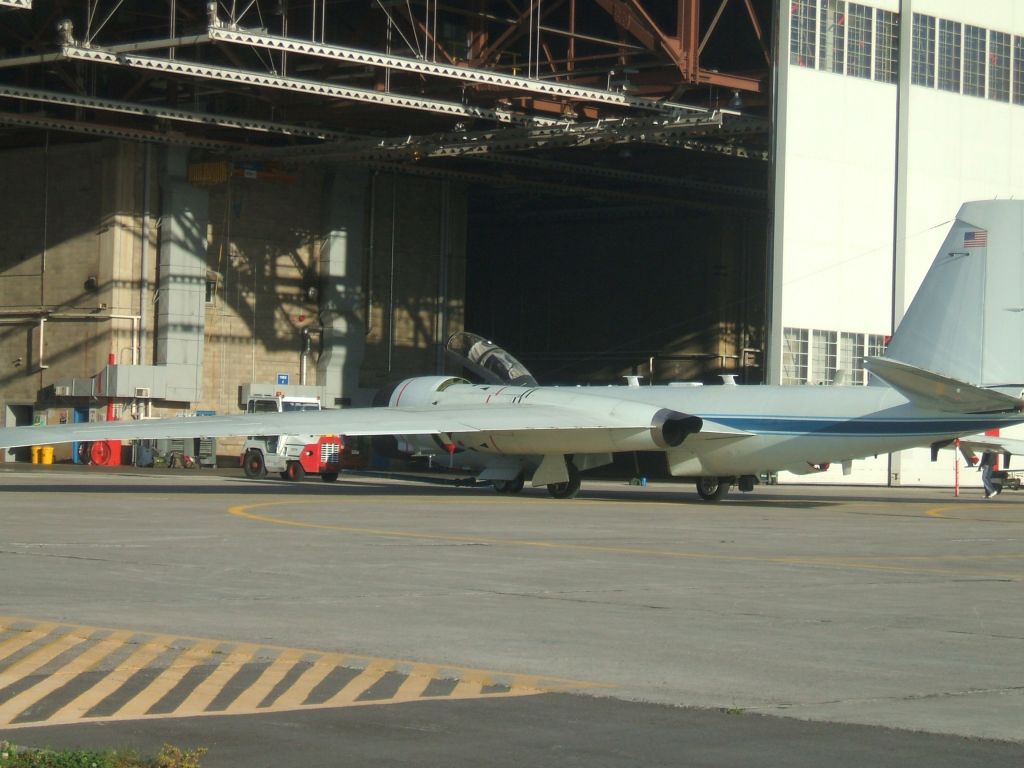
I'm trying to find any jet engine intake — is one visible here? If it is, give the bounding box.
[654,410,703,449]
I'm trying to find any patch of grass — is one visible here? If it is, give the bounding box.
[0,742,206,768]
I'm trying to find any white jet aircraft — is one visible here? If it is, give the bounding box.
[2,200,1023,501]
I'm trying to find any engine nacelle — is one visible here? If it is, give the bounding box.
[384,377,703,459]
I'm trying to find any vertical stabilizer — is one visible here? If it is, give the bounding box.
[882,201,1024,387]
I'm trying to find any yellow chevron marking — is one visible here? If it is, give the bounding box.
[174,643,260,714]
[392,664,438,701]
[451,678,484,697]
[111,640,220,717]
[0,630,134,723]
[318,660,392,707]
[46,635,177,723]
[263,654,350,710]
[0,623,59,666]
[0,631,88,687]
[219,648,307,713]
[0,617,608,729]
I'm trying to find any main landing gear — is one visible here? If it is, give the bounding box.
[695,476,731,501]
[546,462,581,499]
[492,474,525,494]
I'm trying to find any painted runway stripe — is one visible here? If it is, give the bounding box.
[0,617,603,730]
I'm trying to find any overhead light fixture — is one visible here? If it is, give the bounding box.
[728,90,743,109]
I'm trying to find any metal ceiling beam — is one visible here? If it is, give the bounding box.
[0,33,207,70]
[0,84,348,140]
[208,25,710,117]
[0,0,32,7]
[0,110,240,149]
[237,112,723,163]
[61,44,561,126]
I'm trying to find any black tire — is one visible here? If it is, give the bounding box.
[493,474,525,494]
[286,461,306,482]
[243,450,267,479]
[696,476,731,501]
[320,471,339,483]
[547,463,581,499]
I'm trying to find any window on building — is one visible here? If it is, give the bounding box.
[812,330,838,385]
[937,19,961,93]
[782,328,809,385]
[866,334,887,383]
[819,0,846,74]
[963,25,986,97]
[838,332,866,385]
[990,31,1010,102]
[847,4,872,78]
[791,0,817,68]
[1014,36,1024,105]
[912,14,935,87]
[875,9,898,84]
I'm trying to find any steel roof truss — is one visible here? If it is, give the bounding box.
[60,44,560,127]
[207,25,709,117]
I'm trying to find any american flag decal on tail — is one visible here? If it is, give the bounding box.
[964,230,988,247]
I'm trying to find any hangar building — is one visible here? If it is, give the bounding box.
[0,1,1021,485]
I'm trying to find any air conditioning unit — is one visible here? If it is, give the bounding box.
[134,387,151,399]
[53,385,71,397]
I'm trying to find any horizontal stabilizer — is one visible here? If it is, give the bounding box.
[866,357,1024,414]
[951,434,1024,458]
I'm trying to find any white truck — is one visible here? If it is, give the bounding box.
[239,393,342,482]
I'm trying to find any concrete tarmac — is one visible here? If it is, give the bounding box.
[0,465,1022,765]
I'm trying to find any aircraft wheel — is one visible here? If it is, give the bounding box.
[243,450,267,479]
[493,474,525,494]
[286,461,306,482]
[695,476,730,501]
[547,464,581,499]
[321,471,339,483]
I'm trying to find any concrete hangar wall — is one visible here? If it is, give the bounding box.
[0,141,465,460]
[774,0,1024,486]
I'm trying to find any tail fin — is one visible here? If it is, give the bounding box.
[879,200,1024,389]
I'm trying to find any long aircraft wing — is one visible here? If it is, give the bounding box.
[0,403,673,450]
[955,434,1024,458]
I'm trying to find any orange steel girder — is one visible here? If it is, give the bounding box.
[593,0,761,92]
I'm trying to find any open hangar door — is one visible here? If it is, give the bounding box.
[464,139,770,386]
[0,0,774,411]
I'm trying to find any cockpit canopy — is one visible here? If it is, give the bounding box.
[445,332,538,387]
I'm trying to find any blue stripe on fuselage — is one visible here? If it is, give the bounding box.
[704,415,1017,436]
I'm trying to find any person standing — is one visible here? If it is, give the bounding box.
[980,452,1000,499]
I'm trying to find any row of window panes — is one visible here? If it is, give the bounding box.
[790,1,898,83]
[791,1,1024,104]
[782,328,886,385]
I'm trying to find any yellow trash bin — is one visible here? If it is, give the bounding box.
[40,446,54,465]
[31,445,41,464]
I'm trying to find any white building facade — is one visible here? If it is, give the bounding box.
[771,0,1024,485]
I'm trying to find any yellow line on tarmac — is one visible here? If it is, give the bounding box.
[220,648,309,713]
[0,623,59,668]
[319,660,392,706]
[265,654,348,710]
[112,640,220,717]
[48,635,176,723]
[174,643,260,714]
[391,664,438,701]
[0,630,134,724]
[926,503,1024,522]
[228,500,1024,580]
[0,632,88,688]
[451,678,484,697]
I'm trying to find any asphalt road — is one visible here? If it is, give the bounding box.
[1,465,1022,766]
